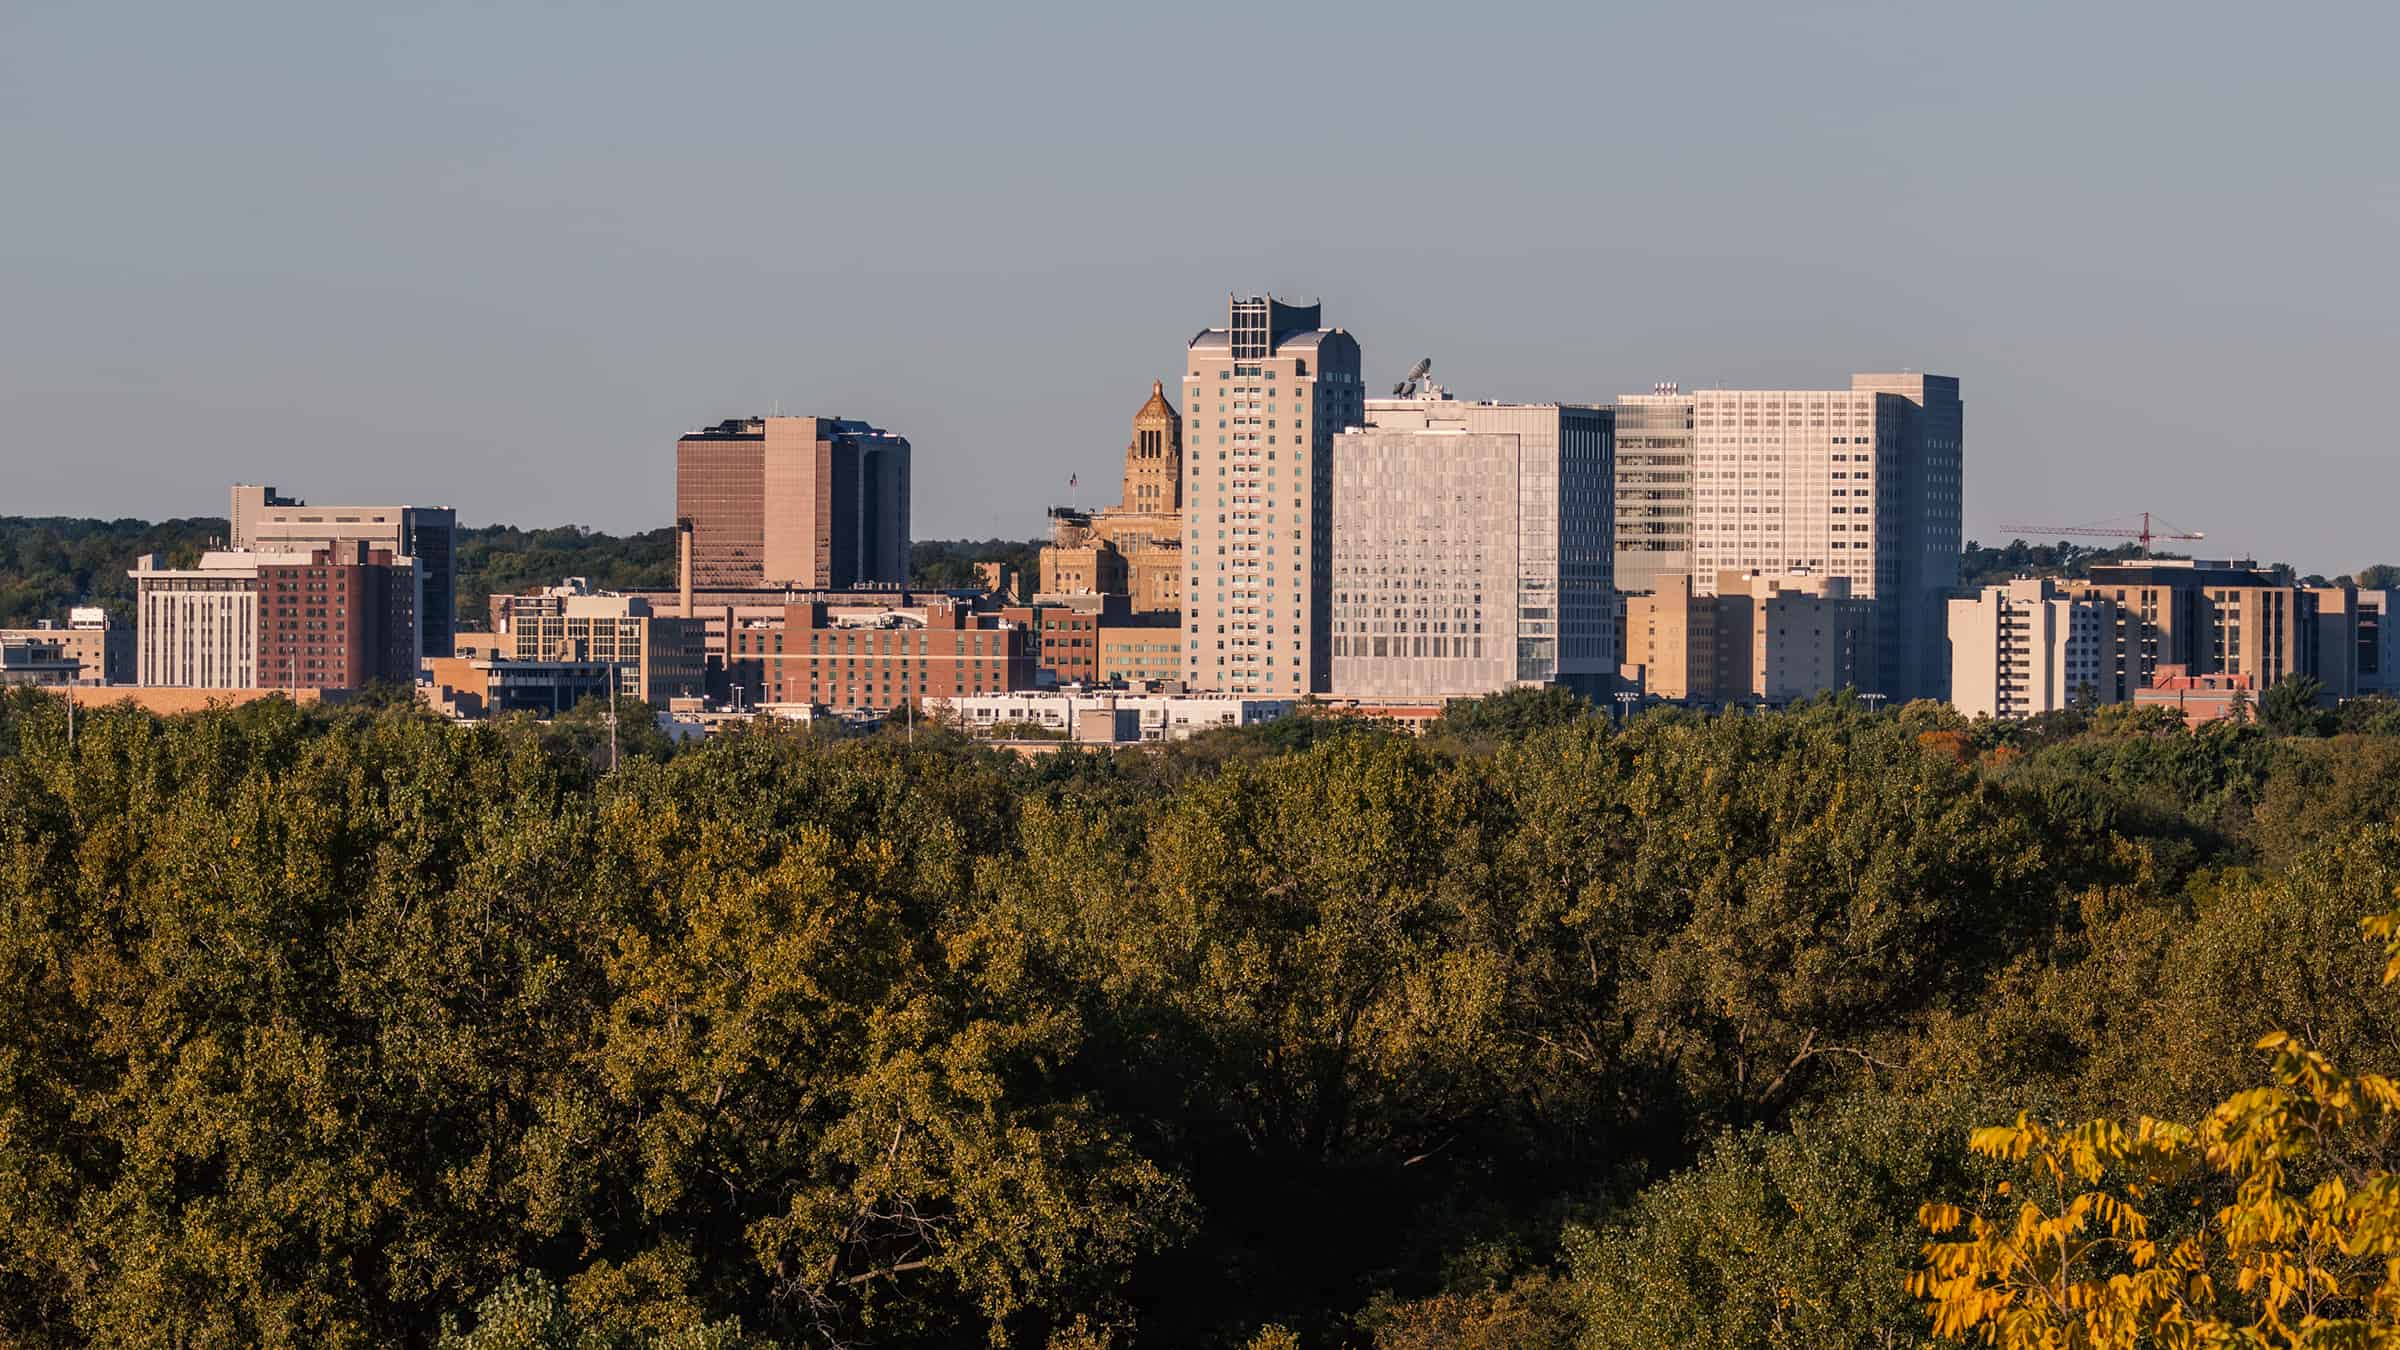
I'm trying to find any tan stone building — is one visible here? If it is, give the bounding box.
[1624,570,1875,705]
[1622,577,1721,703]
[0,609,133,685]
[1039,382,1186,616]
[2068,560,2319,701]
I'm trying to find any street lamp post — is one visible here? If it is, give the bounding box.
[1613,690,1641,723]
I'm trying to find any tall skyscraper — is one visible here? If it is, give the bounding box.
[1680,373,1962,699]
[230,485,454,658]
[674,416,911,591]
[1181,295,1364,695]
[1330,394,1616,698]
[1612,385,1696,596]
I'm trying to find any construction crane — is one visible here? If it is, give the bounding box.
[2000,511,2206,557]
[1391,357,1433,398]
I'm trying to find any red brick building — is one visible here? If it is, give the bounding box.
[255,542,418,691]
[1003,603,1100,685]
[728,598,1034,709]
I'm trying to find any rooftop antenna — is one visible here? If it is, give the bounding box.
[1391,357,1433,398]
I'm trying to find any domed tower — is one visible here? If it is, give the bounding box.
[1121,380,1182,514]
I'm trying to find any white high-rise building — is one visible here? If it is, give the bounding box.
[1683,373,1961,699]
[1180,296,1364,695]
[1947,577,2120,719]
[1330,394,1616,698]
[132,552,265,689]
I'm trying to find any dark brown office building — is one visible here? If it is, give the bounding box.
[675,416,911,590]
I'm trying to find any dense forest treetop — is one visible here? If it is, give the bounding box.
[0,516,1041,628]
[11,685,2400,1344]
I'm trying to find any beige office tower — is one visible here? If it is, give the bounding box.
[1685,373,1961,699]
[1946,578,2121,719]
[1330,397,1616,699]
[1612,386,1696,596]
[675,416,911,591]
[1181,296,1364,695]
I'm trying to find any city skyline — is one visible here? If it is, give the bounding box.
[5,4,2395,573]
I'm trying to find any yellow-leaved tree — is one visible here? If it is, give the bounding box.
[1910,903,2400,1347]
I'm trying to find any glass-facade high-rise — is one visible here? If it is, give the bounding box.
[1330,397,1616,699]
[1611,388,1695,597]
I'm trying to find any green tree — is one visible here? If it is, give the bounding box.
[1430,685,1598,744]
[2257,674,2330,737]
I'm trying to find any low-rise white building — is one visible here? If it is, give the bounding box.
[929,690,1294,742]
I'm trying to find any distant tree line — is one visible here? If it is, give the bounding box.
[1964,536,2399,591]
[910,537,1043,591]
[0,517,1044,629]
[12,685,2400,1343]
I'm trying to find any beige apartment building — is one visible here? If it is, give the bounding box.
[0,609,133,685]
[674,416,910,591]
[493,581,710,704]
[1946,578,2121,719]
[1329,395,1616,699]
[1625,570,1875,705]
[1678,374,1961,700]
[1181,295,1365,696]
[2068,560,2314,700]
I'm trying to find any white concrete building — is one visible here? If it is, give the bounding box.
[1181,295,1365,696]
[1330,394,1615,699]
[1947,577,2120,719]
[929,690,1294,742]
[131,551,271,689]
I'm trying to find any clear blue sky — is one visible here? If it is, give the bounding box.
[4,1,2394,571]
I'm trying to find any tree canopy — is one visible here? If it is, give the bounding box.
[6,685,2400,1344]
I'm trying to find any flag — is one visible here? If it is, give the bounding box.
[1068,473,1079,490]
